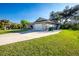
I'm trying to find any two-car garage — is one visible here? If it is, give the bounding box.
[33,23,54,31]
[33,24,45,31]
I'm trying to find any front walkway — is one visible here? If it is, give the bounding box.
[0,30,61,46]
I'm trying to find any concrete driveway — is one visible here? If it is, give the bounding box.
[0,30,61,46]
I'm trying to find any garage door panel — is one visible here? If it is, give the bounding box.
[33,24,43,30]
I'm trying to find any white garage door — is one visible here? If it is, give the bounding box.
[33,24,44,31]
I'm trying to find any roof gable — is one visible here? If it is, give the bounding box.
[33,17,56,24]
[36,17,48,22]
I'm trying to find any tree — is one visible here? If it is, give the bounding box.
[0,20,11,30]
[50,11,62,30]
[50,11,62,23]
[21,20,30,29]
[10,23,22,29]
[59,6,71,24]
[54,12,62,21]
[10,23,17,29]
[49,11,55,20]
[17,24,22,29]
[59,5,79,24]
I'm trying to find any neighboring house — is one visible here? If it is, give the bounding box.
[32,17,60,31]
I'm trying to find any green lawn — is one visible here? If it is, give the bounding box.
[0,30,79,56]
[0,29,28,34]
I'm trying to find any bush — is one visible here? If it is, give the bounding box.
[48,27,53,31]
[60,23,71,29]
[71,23,79,30]
[60,23,79,30]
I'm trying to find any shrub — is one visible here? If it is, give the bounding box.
[71,23,79,30]
[60,23,71,29]
[60,23,79,30]
[48,27,53,31]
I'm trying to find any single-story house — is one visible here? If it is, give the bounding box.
[32,17,60,31]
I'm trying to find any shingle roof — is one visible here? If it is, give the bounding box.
[33,17,55,24]
[35,17,48,22]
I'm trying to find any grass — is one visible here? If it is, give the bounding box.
[0,30,79,56]
[0,29,28,34]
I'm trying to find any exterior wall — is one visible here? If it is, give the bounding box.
[33,23,55,31]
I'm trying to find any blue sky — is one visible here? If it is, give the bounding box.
[0,3,78,23]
